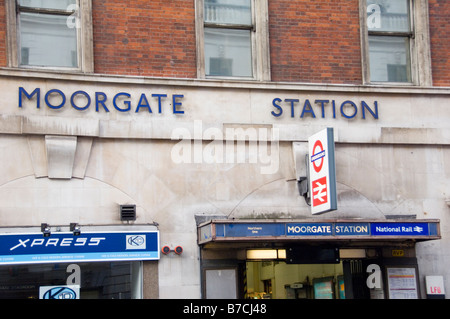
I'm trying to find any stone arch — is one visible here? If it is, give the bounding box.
[0,175,153,227]
[225,178,385,219]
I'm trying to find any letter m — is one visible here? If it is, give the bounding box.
[19,87,40,108]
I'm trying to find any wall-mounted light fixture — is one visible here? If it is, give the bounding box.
[246,249,286,260]
[174,246,183,255]
[70,223,81,236]
[161,245,183,255]
[161,246,171,255]
[41,223,51,237]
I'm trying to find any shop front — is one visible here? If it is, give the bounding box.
[198,219,440,299]
[0,225,159,299]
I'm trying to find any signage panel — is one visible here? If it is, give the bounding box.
[199,220,440,242]
[370,223,429,236]
[39,285,80,299]
[335,223,370,236]
[286,223,333,236]
[308,128,337,215]
[286,247,339,264]
[0,231,159,265]
[222,223,285,237]
[426,276,445,297]
[387,267,418,299]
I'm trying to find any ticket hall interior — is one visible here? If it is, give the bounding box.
[198,220,441,299]
[201,243,421,299]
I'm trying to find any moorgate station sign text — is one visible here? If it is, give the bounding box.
[198,220,440,244]
[18,87,380,120]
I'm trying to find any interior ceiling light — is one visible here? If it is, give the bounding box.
[246,249,286,260]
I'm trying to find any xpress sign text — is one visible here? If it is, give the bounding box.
[0,231,159,264]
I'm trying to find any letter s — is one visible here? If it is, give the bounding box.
[89,237,106,246]
[74,237,87,246]
[271,98,283,117]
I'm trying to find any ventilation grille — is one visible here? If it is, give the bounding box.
[120,204,136,221]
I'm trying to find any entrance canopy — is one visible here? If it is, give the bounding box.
[198,219,440,246]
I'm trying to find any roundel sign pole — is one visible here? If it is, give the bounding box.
[308,128,337,215]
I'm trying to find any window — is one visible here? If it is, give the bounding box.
[361,0,432,85]
[6,0,93,72]
[0,262,142,299]
[195,0,270,81]
[204,0,252,77]
[367,0,412,82]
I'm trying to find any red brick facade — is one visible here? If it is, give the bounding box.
[269,0,362,84]
[0,4,6,68]
[92,0,197,78]
[0,0,448,86]
[429,0,450,87]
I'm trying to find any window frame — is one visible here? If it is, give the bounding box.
[5,0,94,73]
[195,0,270,81]
[360,0,432,86]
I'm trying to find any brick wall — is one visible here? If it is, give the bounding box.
[268,0,363,84]
[429,0,450,87]
[0,1,448,86]
[0,3,6,67]
[92,0,197,78]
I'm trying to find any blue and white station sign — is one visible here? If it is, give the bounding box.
[0,230,159,265]
[371,222,429,236]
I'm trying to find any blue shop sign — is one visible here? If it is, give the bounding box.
[0,231,159,265]
[220,223,285,237]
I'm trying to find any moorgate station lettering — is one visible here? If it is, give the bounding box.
[18,87,380,120]
[271,97,379,119]
[18,87,185,114]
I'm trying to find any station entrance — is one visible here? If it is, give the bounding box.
[246,260,346,299]
[198,219,441,299]
[245,256,379,299]
[202,246,389,299]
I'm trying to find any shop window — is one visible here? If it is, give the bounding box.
[361,0,432,85]
[0,262,142,299]
[195,0,270,81]
[5,0,94,72]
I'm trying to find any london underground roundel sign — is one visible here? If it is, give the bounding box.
[308,128,337,215]
[311,140,325,173]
